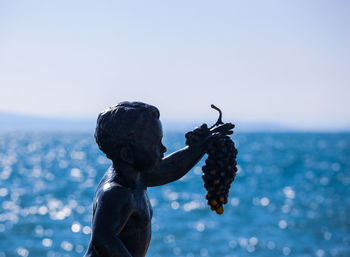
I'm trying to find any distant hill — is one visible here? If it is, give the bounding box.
[0,112,96,132]
[0,112,348,132]
[0,112,292,132]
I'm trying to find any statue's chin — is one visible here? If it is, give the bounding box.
[141,160,159,172]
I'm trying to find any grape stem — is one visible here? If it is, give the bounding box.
[209,104,224,129]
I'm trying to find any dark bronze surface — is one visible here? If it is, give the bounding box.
[84,102,233,257]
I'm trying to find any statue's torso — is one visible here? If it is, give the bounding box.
[119,188,153,257]
[84,171,153,257]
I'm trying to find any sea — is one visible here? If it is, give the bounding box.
[0,131,349,257]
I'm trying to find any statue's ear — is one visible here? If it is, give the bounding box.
[120,146,134,164]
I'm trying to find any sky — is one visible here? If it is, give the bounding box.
[0,0,349,129]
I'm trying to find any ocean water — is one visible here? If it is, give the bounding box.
[0,132,349,257]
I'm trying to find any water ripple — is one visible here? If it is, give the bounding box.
[0,132,349,256]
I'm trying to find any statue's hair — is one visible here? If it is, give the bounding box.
[94,101,160,160]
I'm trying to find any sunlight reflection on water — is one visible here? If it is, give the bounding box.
[0,132,349,256]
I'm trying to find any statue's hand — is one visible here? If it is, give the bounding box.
[185,122,234,150]
[185,123,210,147]
[210,122,235,135]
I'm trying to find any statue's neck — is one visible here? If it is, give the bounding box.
[112,162,146,190]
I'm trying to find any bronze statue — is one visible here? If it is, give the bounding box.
[84,102,234,257]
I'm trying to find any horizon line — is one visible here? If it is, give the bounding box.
[0,110,349,132]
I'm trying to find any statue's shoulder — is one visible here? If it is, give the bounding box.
[98,181,131,198]
[103,181,128,191]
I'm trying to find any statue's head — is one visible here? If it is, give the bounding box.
[95,101,167,170]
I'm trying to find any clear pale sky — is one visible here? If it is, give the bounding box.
[0,0,349,129]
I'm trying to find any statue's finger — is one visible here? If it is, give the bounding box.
[211,124,234,135]
[205,132,224,147]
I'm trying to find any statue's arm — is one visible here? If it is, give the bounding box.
[145,123,234,187]
[145,144,206,187]
[91,186,133,257]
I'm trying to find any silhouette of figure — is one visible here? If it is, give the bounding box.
[84,102,233,257]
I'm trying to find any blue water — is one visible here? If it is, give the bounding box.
[0,132,349,257]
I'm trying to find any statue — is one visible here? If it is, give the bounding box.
[84,101,235,257]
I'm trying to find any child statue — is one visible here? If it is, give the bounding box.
[84,101,233,257]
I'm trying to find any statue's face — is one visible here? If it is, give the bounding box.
[131,118,167,171]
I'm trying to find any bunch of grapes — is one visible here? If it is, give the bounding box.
[202,135,237,214]
[185,124,238,215]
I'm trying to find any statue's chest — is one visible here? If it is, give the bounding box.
[130,190,153,226]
